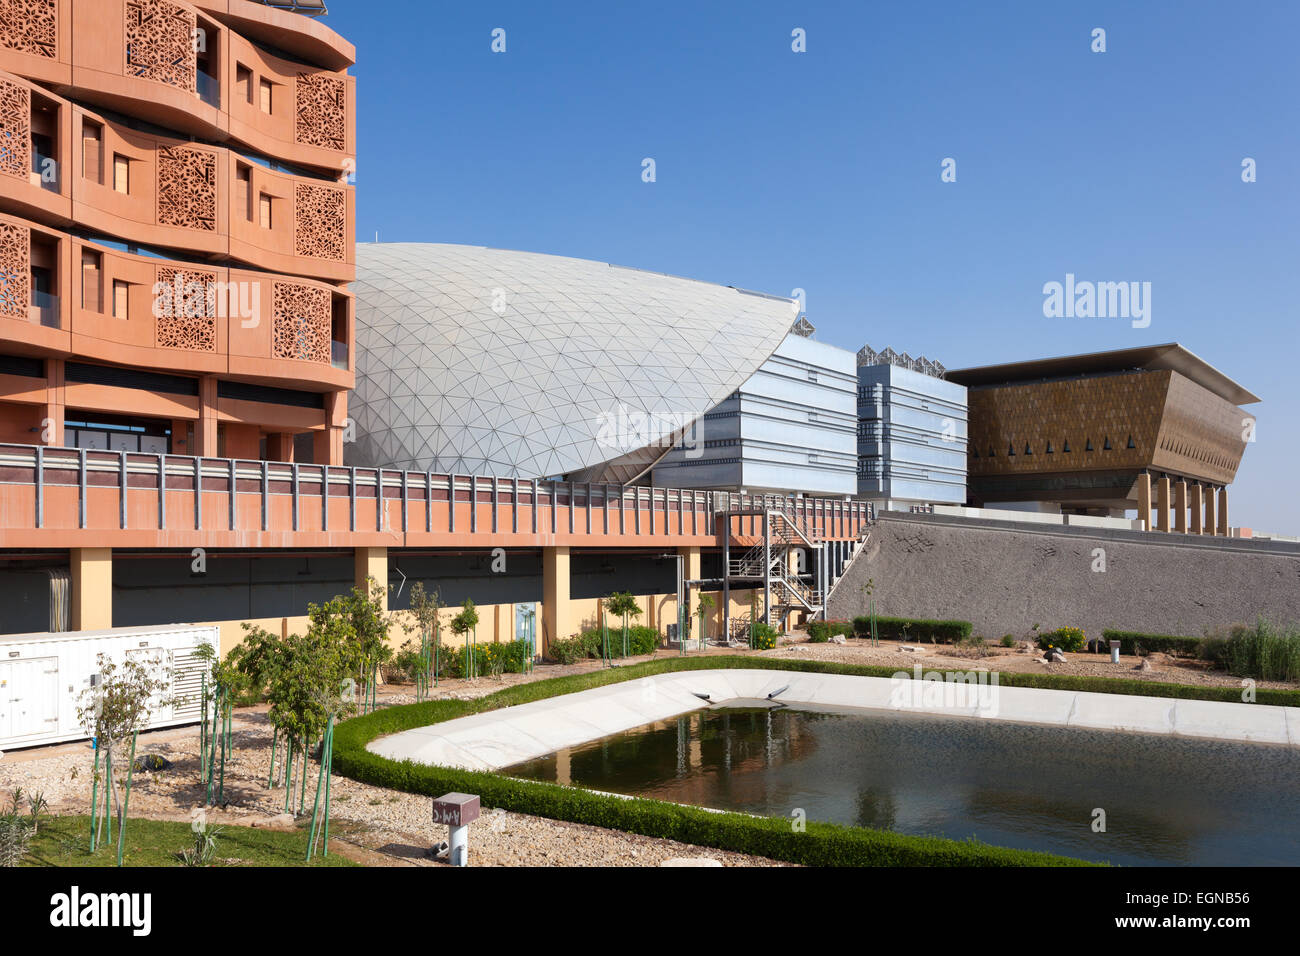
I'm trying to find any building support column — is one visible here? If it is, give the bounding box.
[1136,473,1152,531]
[71,548,112,631]
[542,545,570,653]
[1155,477,1171,532]
[266,432,295,463]
[679,545,701,641]
[354,546,387,609]
[194,375,218,457]
[1189,484,1203,534]
[1217,487,1229,536]
[44,358,64,447]
[1204,486,1217,536]
[1174,480,1188,534]
[314,392,347,466]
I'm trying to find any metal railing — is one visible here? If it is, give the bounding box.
[0,443,871,542]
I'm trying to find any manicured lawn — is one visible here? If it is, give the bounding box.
[23,815,357,868]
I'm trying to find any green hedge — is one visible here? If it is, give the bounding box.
[850,616,973,643]
[547,625,661,664]
[332,657,1097,866]
[1102,630,1204,657]
[807,620,855,642]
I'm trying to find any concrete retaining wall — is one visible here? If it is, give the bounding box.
[368,668,1299,772]
[826,512,1300,640]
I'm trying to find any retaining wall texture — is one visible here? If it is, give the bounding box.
[826,513,1300,640]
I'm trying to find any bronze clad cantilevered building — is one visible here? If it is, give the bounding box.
[946,343,1260,534]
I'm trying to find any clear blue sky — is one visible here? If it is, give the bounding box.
[326,1,1297,533]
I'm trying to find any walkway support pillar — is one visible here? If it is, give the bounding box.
[1189,484,1203,534]
[355,546,388,609]
[71,548,113,631]
[1217,487,1230,536]
[1174,480,1188,534]
[1136,473,1152,531]
[1205,487,1217,536]
[542,546,571,654]
[678,545,701,640]
[1155,477,1171,532]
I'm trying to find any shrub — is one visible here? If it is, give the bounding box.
[0,812,33,867]
[1102,630,1204,658]
[545,635,589,665]
[452,639,532,677]
[808,620,853,642]
[1038,627,1086,653]
[751,622,780,650]
[1000,635,1017,648]
[850,616,972,643]
[1209,618,1300,682]
[546,626,659,664]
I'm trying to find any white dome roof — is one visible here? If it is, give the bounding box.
[349,243,796,480]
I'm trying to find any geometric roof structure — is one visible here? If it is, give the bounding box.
[348,243,798,481]
[947,343,1260,405]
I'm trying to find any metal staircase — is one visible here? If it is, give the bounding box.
[722,503,829,630]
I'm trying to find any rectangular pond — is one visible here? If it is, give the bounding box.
[503,703,1300,866]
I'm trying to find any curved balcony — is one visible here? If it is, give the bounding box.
[0,212,353,392]
[0,0,354,175]
[0,72,353,282]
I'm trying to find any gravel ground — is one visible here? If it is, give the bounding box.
[763,635,1299,691]
[0,669,786,868]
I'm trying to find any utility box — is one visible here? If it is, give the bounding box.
[0,624,219,751]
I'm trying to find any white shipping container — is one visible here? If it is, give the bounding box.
[0,624,219,751]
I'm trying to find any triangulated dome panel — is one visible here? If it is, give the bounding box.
[349,244,797,479]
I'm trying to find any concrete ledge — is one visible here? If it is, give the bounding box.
[367,669,1298,771]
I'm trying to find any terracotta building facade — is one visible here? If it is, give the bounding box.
[0,0,355,465]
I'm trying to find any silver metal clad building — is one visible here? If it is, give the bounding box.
[652,334,859,495]
[856,353,968,508]
[348,244,798,482]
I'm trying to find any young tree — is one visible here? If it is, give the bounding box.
[605,591,642,658]
[402,581,442,696]
[264,623,358,817]
[308,580,391,714]
[696,592,716,650]
[229,625,288,787]
[77,652,172,865]
[449,599,479,680]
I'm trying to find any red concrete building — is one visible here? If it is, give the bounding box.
[0,0,355,465]
[0,3,869,653]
